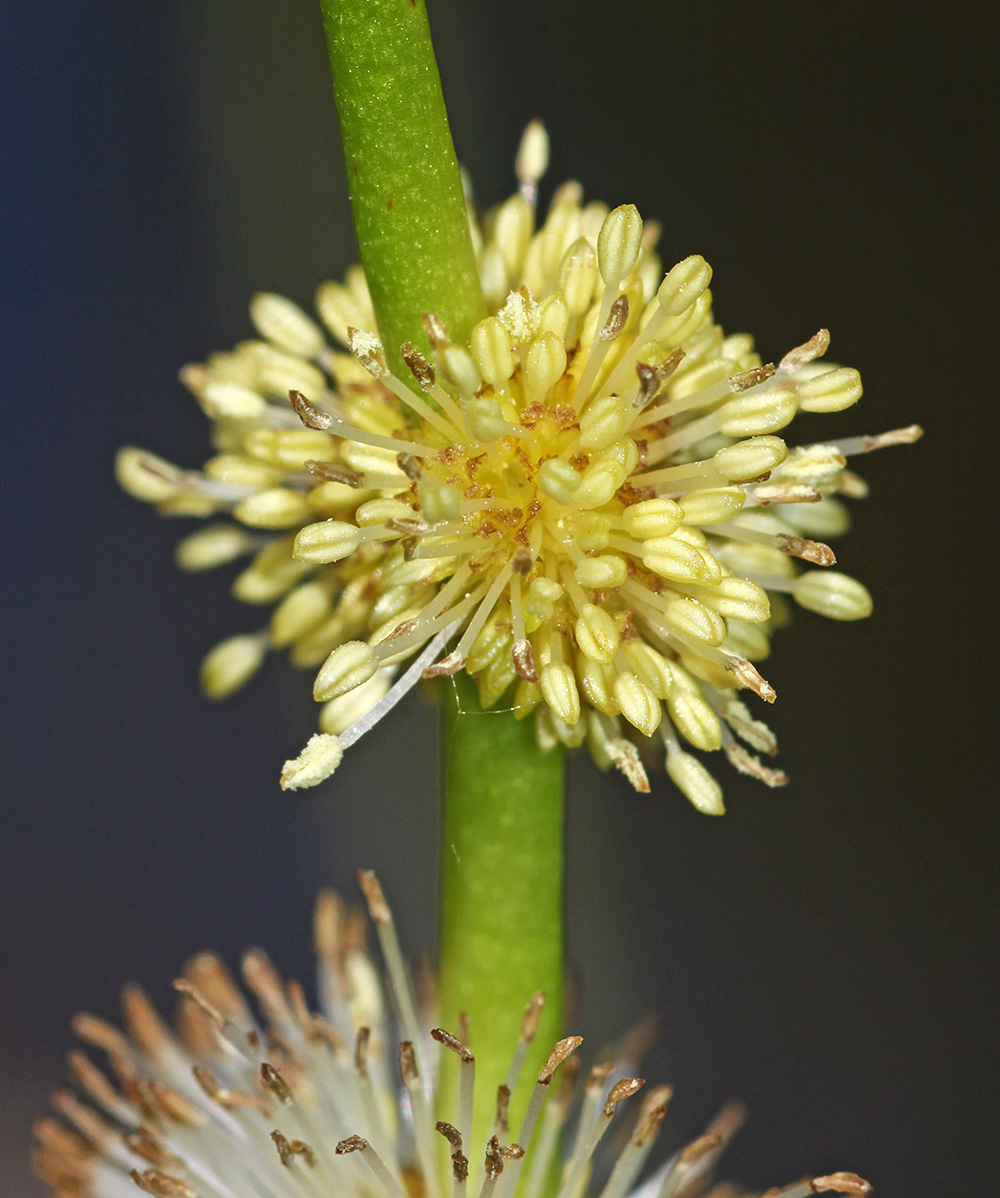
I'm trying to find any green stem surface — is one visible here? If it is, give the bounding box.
[439,675,566,1151]
[321,0,486,376]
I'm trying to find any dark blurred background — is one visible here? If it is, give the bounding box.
[2,2,995,1195]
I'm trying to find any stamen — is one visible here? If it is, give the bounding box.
[289,389,439,457]
[820,424,923,457]
[712,521,835,566]
[431,1028,476,1159]
[452,560,517,663]
[597,1086,673,1198]
[336,1136,410,1198]
[400,1043,443,1198]
[556,1078,645,1198]
[436,1122,470,1198]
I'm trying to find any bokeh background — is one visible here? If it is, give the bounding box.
[3,1,995,1195]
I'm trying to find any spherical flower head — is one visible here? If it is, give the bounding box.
[117,124,920,809]
[34,871,871,1198]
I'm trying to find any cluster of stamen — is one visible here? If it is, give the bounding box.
[117,122,919,808]
[34,870,872,1198]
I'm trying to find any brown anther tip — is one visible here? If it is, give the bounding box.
[401,342,437,390]
[774,534,836,567]
[512,547,534,575]
[484,1135,504,1180]
[631,1085,673,1145]
[500,1144,525,1160]
[431,1027,474,1062]
[288,389,332,431]
[679,1132,723,1165]
[600,294,630,341]
[435,1121,463,1151]
[304,459,363,487]
[512,639,539,682]
[726,657,777,703]
[335,1135,368,1155]
[603,1077,645,1116]
[538,1035,583,1083]
[421,311,449,347]
[130,1169,198,1198]
[586,1061,615,1093]
[494,1084,511,1134]
[354,1026,370,1075]
[520,991,546,1043]
[260,1063,293,1105]
[422,650,464,679]
[812,1174,872,1195]
[400,1041,419,1084]
[397,452,424,481]
[725,744,789,788]
[357,869,392,925]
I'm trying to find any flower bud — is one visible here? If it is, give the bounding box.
[597,204,643,286]
[666,748,724,815]
[539,661,581,725]
[792,571,873,620]
[656,254,713,316]
[538,458,582,505]
[200,634,267,699]
[613,672,662,737]
[293,520,363,563]
[313,641,379,702]
[712,436,788,482]
[622,498,683,540]
[234,488,312,529]
[796,366,863,413]
[574,604,620,663]
[250,292,325,358]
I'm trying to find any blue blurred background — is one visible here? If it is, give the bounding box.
[2,2,995,1195]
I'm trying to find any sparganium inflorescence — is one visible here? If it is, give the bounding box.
[34,871,872,1198]
[117,124,919,807]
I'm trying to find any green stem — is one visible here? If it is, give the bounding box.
[321,0,486,376]
[439,675,565,1152]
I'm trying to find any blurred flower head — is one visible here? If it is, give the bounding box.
[117,123,919,807]
[34,871,871,1198]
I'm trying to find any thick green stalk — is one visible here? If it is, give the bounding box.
[439,675,565,1151]
[321,0,486,376]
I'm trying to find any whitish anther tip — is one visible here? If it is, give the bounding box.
[421,311,449,347]
[357,869,391,925]
[539,1036,583,1083]
[599,294,630,342]
[401,341,436,390]
[725,744,789,788]
[680,1131,723,1165]
[729,363,776,392]
[289,389,330,430]
[347,327,387,378]
[606,738,650,792]
[520,990,546,1042]
[422,650,465,679]
[513,639,539,682]
[811,1175,873,1195]
[726,658,776,703]
[280,733,343,791]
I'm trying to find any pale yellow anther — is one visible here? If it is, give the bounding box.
[574,461,623,510]
[200,634,267,700]
[115,448,182,503]
[576,653,619,717]
[525,577,564,619]
[524,332,567,403]
[204,454,279,489]
[355,498,413,527]
[792,571,873,620]
[319,672,390,736]
[271,581,332,648]
[248,343,327,399]
[559,239,599,316]
[250,292,325,358]
[699,576,770,623]
[613,672,662,737]
[717,387,797,437]
[716,541,797,578]
[641,537,708,585]
[418,479,462,523]
[234,488,312,529]
[622,641,672,699]
[679,488,746,525]
[597,204,644,286]
[245,428,336,469]
[663,596,727,646]
[466,395,509,443]
[479,245,508,309]
[712,436,788,483]
[537,458,582,505]
[666,748,724,815]
[201,380,267,421]
[656,254,713,316]
[579,393,633,451]
[175,524,256,571]
[516,120,550,188]
[293,519,362,563]
[784,496,851,539]
[574,554,627,589]
[494,194,535,278]
[622,498,683,540]
[796,366,863,412]
[574,604,620,664]
[591,435,639,476]
[572,512,612,551]
[539,660,581,725]
[313,641,379,702]
[340,441,406,479]
[470,317,516,387]
[722,620,771,661]
[667,689,722,751]
[439,343,481,398]
[280,733,343,791]
[537,293,570,340]
[315,280,370,345]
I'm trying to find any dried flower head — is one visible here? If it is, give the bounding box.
[34,871,870,1198]
[117,123,918,807]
